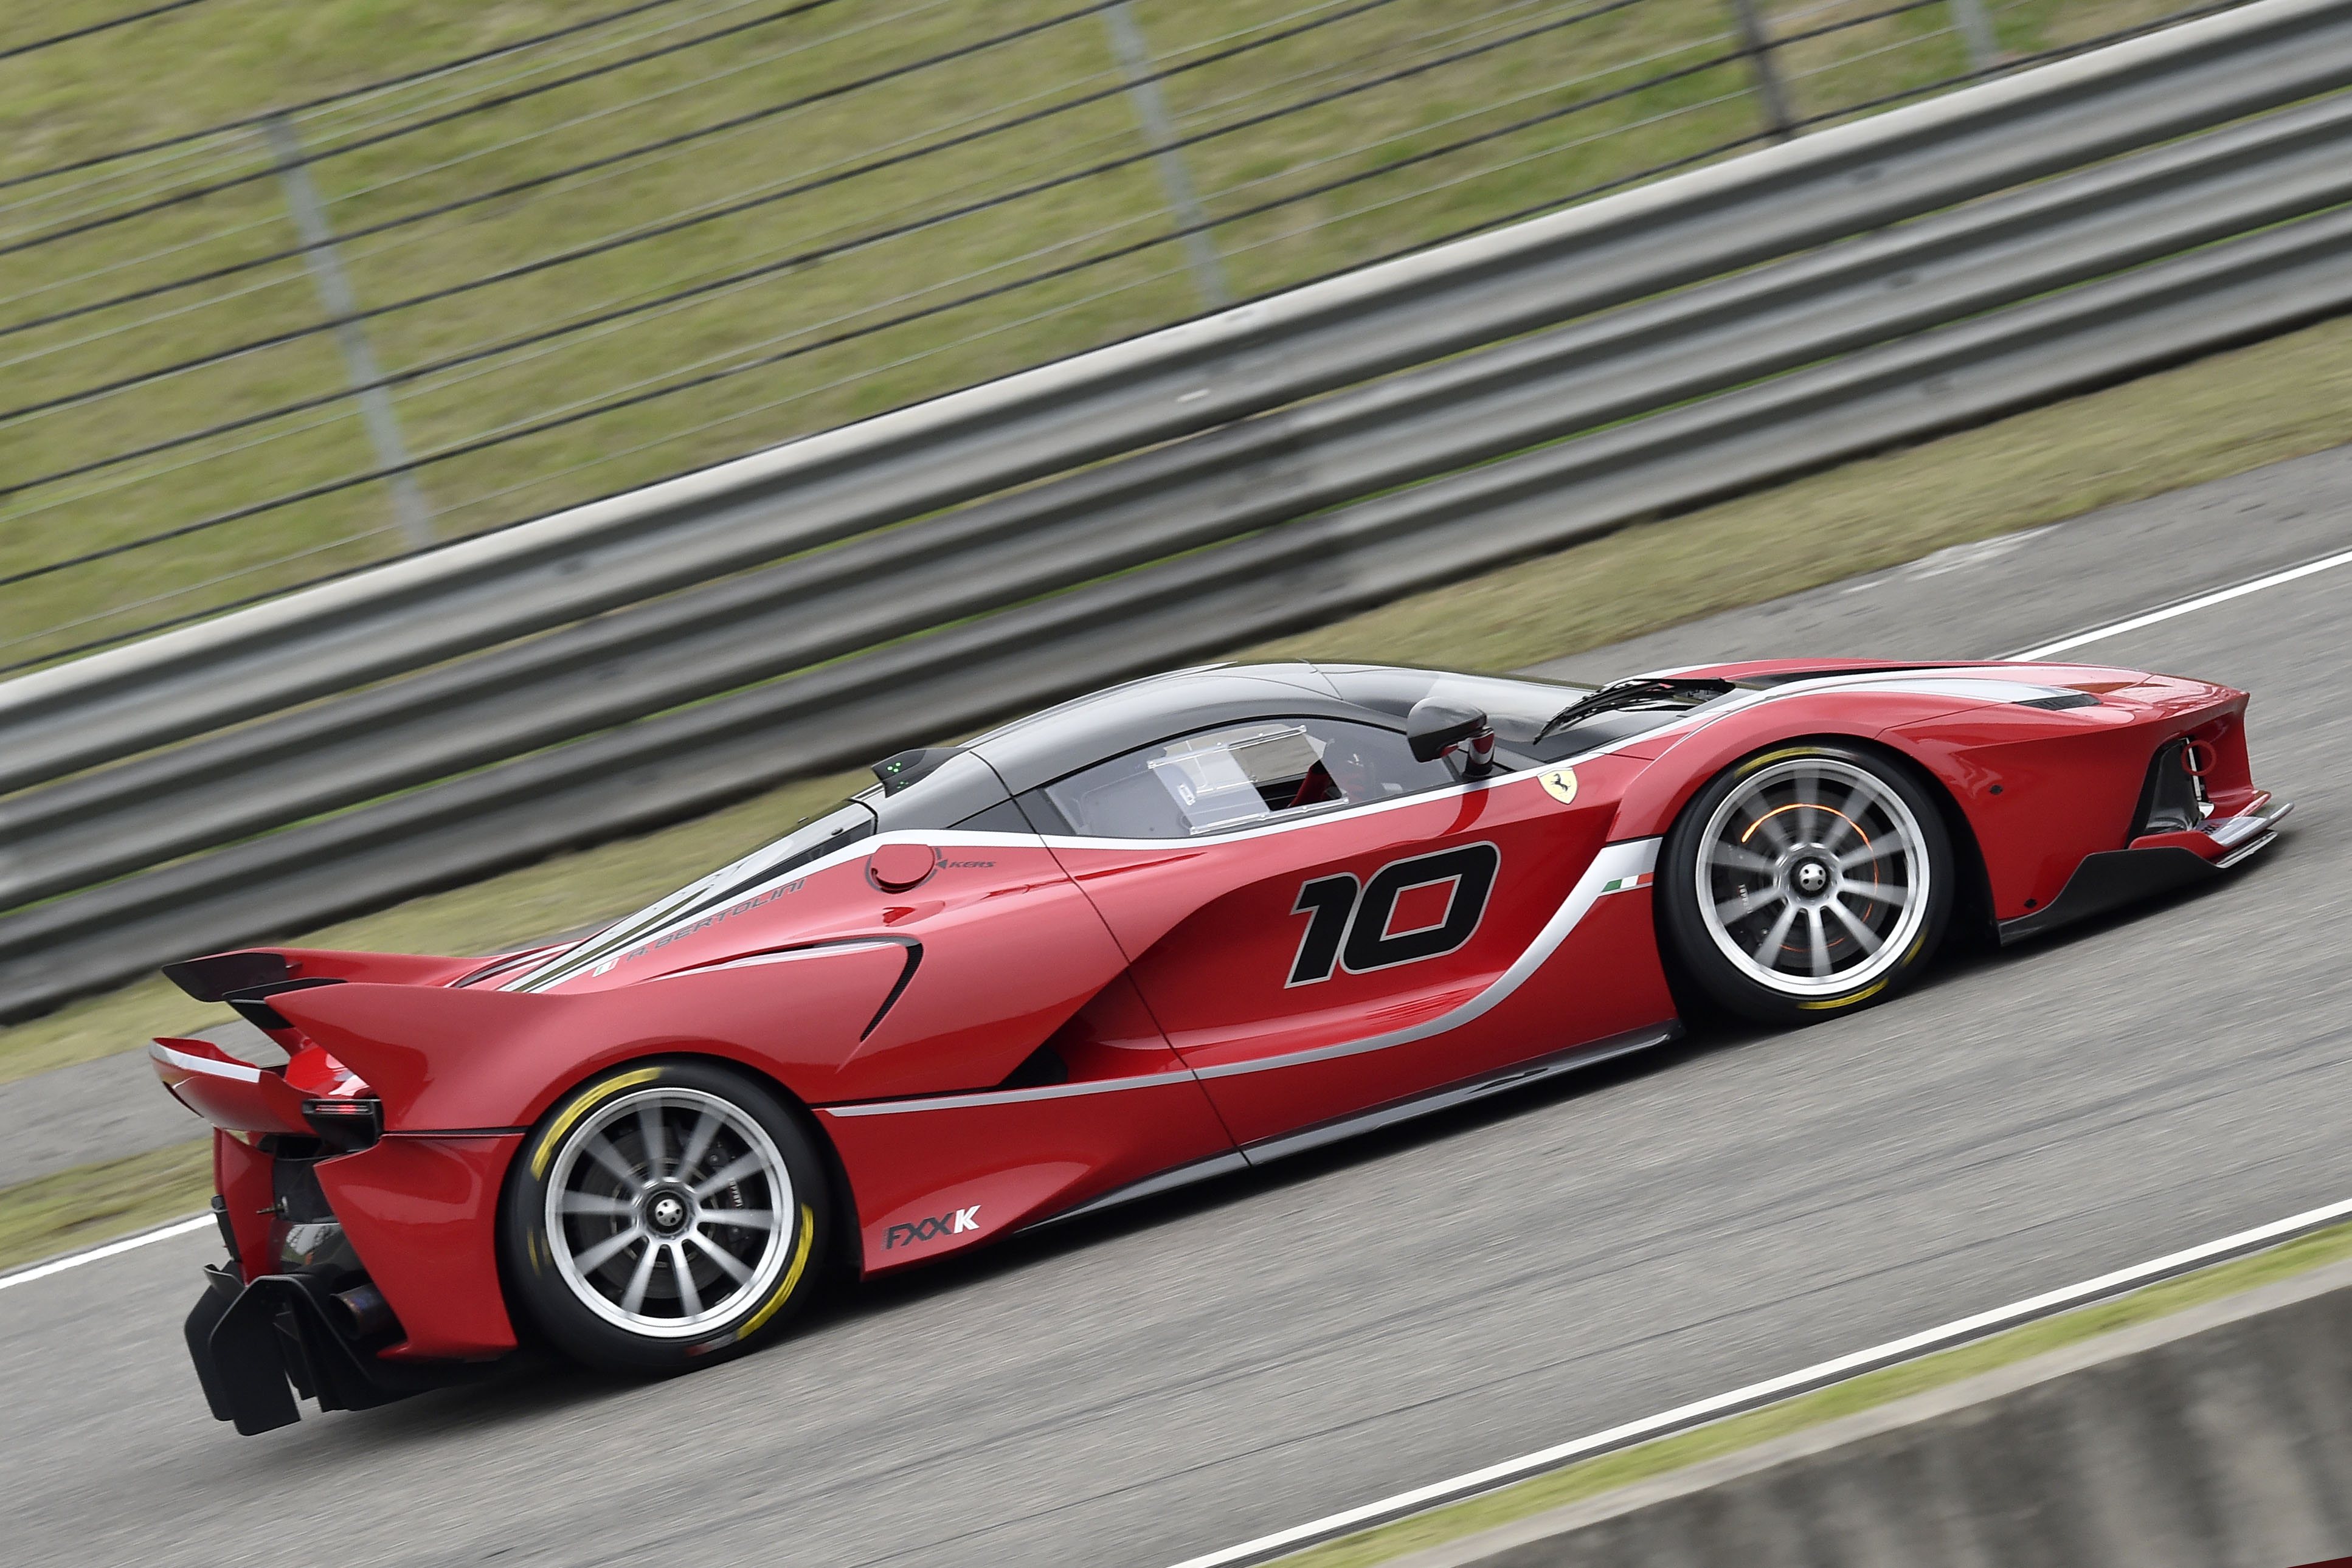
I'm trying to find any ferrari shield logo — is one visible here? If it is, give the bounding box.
[1537,766,1578,804]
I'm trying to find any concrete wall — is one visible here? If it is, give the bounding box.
[1397,1257,2352,1568]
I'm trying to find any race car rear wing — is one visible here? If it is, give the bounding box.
[149,1035,310,1136]
[162,946,481,1002]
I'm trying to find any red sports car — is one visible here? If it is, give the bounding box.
[150,658,2288,1433]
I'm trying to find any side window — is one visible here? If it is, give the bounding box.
[1044,719,1454,839]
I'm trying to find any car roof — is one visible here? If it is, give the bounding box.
[966,662,1370,796]
[958,660,1603,795]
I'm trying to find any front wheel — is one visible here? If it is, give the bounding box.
[1658,744,1953,1024]
[501,1060,829,1373]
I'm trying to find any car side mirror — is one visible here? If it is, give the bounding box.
[1406,699,1496,775]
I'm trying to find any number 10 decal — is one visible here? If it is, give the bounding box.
[1287,843,1501,986]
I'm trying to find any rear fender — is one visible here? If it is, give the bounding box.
[271,942,911,1131]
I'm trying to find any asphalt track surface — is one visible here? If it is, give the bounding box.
[7,443,2351,1568]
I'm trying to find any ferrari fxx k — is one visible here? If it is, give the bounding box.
[149,657,2288,1432]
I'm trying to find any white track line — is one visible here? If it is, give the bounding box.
[2011,543,2352,660]
[1175,546,2352,1567]
[0,1215,210,1292]
[1171,1194,2352,1568]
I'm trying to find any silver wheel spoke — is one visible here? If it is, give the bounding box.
[693,1153,767,1200]
[1822,778,1876,852]
[550,1087,795,1335]
[669,1243,704,1319]
[1699,757,1932,996]
[573,1225,645,1275]
[688,1231,754,1285]
[1750,902,1798,967]
[618,1240,661,1314]
[1715,886,1782,924]
[1836,832,1913,872]
[676,1110,722,1179]
[1824,897,1884,955]
[583,1133,647,1193]
[1709,842,1776,874]
[638,1105,668,1180]
[560,1192,634,1218]
[1840,774,1888,823]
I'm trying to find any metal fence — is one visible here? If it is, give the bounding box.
[1,0,2350,1016]
[0,0,2204,671]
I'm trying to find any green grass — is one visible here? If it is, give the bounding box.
[0,1136,213,1273]
[0,0,2190,668]
[1281,1217,2352,1566]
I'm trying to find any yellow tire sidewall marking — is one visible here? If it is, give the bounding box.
[1736,745,1820,778]
[736,1203,817,1341]
[530,1066,665,1179]
[1796,976,1890,1011]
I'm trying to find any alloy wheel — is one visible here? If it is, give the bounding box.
[1693,755,1932,997]
[542,1086,794,1339]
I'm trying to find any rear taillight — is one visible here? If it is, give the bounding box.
[300,1097,381,1153]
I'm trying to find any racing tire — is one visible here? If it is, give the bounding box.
[1659,743,1953,1026]
[501,1059,829,1373]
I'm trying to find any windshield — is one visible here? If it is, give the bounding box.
[1417,674,1596,741]
[496,800,877,990]
[1316,667,1586,732]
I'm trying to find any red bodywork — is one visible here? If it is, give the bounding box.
[151,657,2282,1367]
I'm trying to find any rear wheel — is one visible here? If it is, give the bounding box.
[1659,744,1952,1024]
[502,1060,828,1372]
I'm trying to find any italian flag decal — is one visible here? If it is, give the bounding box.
[1599,872,1655,894]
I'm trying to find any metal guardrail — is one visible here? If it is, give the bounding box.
[3,0,2352,1017]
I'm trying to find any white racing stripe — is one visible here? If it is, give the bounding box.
[4,542,2341,1414]
[1194,839,1659,1080]
[1168,1193,2352,1568]
[2011,544,2352,660]
[148,1038,261,1082]
[829,841,1664,1115]
[0,1215,213,1292]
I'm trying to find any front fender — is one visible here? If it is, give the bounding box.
[1603,692,1937,842]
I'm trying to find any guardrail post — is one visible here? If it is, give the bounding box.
[1949,0,2001,72]
[260,114,436,551]
[1101,1,1231,309]
[1728,0,1796,140]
